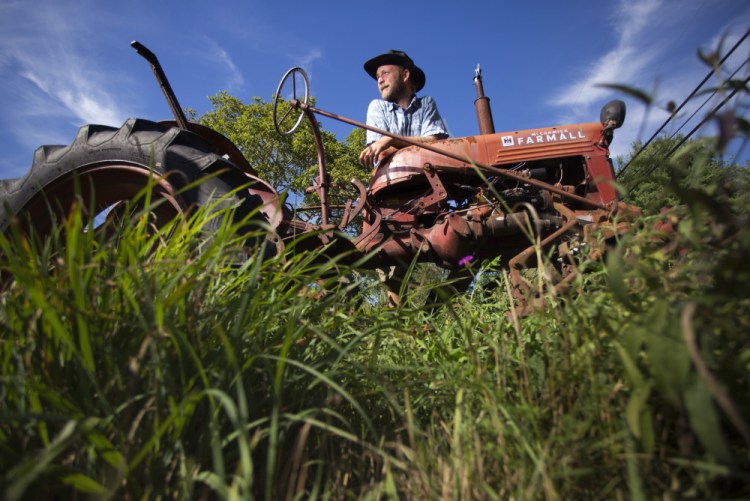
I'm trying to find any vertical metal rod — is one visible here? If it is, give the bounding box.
[131,40,189,130]
[474,64,495,135]
[304,108,331,225]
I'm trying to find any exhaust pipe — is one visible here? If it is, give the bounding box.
[473,64,495,135]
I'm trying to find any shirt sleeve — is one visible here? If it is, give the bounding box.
[418,96,449,138]
[365,99,386,145]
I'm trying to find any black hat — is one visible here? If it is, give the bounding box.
[364,50,426,92]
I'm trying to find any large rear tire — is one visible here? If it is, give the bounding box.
[0,118,268,239]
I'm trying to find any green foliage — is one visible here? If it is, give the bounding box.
[616,33,750,216]
[195,91,368,206]
[2,43,749,501]
[601,192,750,495]
[618,133,750,218]
[0,197,402,499]
[617,135,728,214]
[2,169,749,499]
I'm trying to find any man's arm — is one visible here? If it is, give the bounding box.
[359,134,444,169]
[360,100,395,168]
[359,136,392,169]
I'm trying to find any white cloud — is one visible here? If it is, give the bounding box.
[0,1,126,148]
[295,48,323,70]
[615,0,663,45]
[549,0,750,162]
[203,37,245,91]
[290,48,323,80]
[550,0,663,109]
[18,59,122,126]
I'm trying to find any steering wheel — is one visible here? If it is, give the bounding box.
[273,67,310,136]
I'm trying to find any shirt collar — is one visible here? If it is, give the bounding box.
[386,95,420,112]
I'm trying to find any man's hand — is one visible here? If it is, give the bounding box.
[359,137,397,169]
[359,134,446,169]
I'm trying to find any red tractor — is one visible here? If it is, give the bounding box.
[0,42,640,313]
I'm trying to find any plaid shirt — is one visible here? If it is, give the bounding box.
[365,95,449,145]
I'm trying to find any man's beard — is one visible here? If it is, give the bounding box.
[381,78,407,103]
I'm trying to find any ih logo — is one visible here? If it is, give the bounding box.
[501,136,514,147]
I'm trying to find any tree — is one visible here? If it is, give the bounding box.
[617,134,750,217]
[617,135,725,214]
[194,91,368,207]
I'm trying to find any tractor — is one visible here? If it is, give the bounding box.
[0,42,641,314]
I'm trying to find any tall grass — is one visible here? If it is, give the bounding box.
[1,165,748,499]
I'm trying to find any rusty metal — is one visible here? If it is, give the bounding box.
[354,205,564,270]
[293,100,610,212]
[337,178,367,230]
[303,107,332,225]
[473,65,495,135]
[418,163,448,210]
[353,198,382,250]
[509,201,580,303]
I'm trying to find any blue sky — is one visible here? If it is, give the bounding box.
[1,0,748,180]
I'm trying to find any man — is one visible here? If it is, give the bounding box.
[358,50,449,306]
[359,50,449,168]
